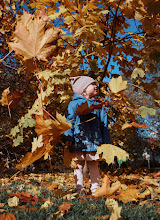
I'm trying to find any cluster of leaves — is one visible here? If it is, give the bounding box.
[0,171,160,219]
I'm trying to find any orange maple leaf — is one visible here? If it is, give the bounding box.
[93,175,121,197]
[9,10,61,61]
[75,101,104,116]
[16,112,71,170]
[58,202,73,214]
[35,112,72,145]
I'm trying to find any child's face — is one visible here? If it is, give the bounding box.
[84,82,98,99]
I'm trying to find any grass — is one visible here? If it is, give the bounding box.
[0,172,159,220]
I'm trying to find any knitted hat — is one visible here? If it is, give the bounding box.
[70,76,95,95]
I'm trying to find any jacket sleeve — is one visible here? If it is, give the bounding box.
[63,102,76,142]
[100,106,111,144]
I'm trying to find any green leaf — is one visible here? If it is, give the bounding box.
[131,68,145,79]
[138,106,156,118]
[13,135,24,147]
[10,126,20,137]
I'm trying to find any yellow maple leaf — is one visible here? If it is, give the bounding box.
[9,11,60,61]
[93,175,121,198]
[105,198,122,220]
[97,144,129,165]
[108,76,127,93]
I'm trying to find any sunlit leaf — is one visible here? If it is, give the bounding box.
[131,68,145,79]
[138,106,156,118]
[97,144,129,165]
[108,76,127,93]
[9,11,60,61]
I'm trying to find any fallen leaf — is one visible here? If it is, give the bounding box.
[105,198,122,220]
[108,76,127,93]
[58,202,73,215]
[0,213,16,220]
[41,200,52,209]
[117,187,139,203]
[137,189,151,199]
[7,196,19,207]
[93,175,121,197]
[45,183,58,190]
[97,144,129,165]
[0,204,5,208]
[9,11,60,61]
[7,192,46,204]
[62,193,77,200]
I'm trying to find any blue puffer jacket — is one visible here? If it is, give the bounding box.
[64,94,111,152]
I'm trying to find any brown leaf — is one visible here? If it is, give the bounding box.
[75,101,104,115]
[9,11,61,61]
[93,175,121,197]
[0,88,23,109]
[58,202,73,215]
[7,192,46,204]
[45,183,58,190]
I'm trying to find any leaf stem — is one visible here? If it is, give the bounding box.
[0,50,13,62]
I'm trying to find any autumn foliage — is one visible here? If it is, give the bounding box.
[0,0,159,174]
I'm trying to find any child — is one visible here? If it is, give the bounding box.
[64,76,111,196]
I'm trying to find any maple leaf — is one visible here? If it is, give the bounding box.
[58,201,73,215]
[9,11,61,61]
[117,187,140,203]
[75,101,104,115]
[16,112,71,170]
[35,112,72,145]
[0,87,23,109]
[93,175,121,197]
[97,144,129,165]
[105,198,122,220]
[108,76,127,93]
